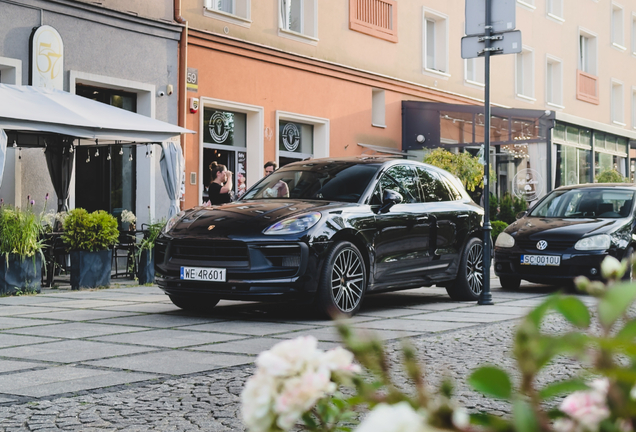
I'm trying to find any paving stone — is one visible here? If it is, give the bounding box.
[92,314,225,328]
[352,318,476,333]
[22,309,141,322]
[88,329,247,348]
[0,317,62,330]
[180,320,319,336]
[0,334,60,348]
[4,322,145,339]
[0,340,157,363]
[189,337,340,355]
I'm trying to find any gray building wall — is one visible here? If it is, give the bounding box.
[0,0,181,224]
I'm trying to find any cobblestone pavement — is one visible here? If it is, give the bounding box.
[0,281,589,431]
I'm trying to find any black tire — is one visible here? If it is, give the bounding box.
[622,247,634,282]
[169,295,220,312]
[499,276,521,290]
[315,241,367,318]
[445,237,484,301]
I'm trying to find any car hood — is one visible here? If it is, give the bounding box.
[506,216,625,241]
[168,200,347,238]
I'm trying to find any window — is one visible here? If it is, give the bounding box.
[465,57,485,86]
[423,9,448,75]
[279,0,318,42]
[632,13,636,55]
[517,0,536,9]
[546,0,564,20]
[577,30,599,104]
[546,56,563,107]
[415,167,452,202]
[372,89,386,127]
[373,165,419,204]
[276,111,330,167]
[349,0,397,43]
[612,3,625,49]
[204,0,251,26]
[0,56,21,85]
[515,48,535,100]
[612,80,625,125]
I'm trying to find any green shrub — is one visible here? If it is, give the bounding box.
[0,204,45,260]
[136,220,166,258]
[62,209,119,252]
[489,193,499,221]
[499,193,516,224]
[513,195,527,214]
[596,168,626,183]
[490,220,508,242]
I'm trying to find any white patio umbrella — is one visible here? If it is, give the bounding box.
[160,139,185,218]
[0,129,6,189]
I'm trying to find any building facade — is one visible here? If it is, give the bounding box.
[178,0,636,207]
[0,0,181,224]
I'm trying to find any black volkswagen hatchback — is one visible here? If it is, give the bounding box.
[155,157,484,316]
[494,183,636,289]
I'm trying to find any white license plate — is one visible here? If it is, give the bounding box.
[520,255,561,266]
[180,266,227,282]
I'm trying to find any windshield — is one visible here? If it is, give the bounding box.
[242,163,380,203]
[529,188,635,218]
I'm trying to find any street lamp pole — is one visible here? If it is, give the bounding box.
[479,0,494,306]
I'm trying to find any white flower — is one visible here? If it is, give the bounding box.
[559,378,610,432]
[256,336,320,377]
[241,372,277,432]
[275,369,336,430]
[601,255,625,280]
[320,346,361,374]
[55,211,68,223]
[120,209,137,224]
[355,402,431,432]
[451,408,470,429]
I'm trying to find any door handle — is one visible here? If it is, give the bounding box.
[457,214,469,218]
[417,216,429,221]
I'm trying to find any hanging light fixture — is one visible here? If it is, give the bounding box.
[145,144,149,158]
[128,153,133,161]
[119,147,124,155]
[107,148,111,160]
[69,145,74,153]
[86,153,91,163]
[95,148,99,157]
[12,141,17,148]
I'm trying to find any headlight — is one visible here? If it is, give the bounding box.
[163,211,186,234]
[574,234,611,251]
[263,212,321,235]
[495,232,515,248]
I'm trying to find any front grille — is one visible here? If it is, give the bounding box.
[516,239,574,251]
[155,240,167,264]
[170,240,249,263]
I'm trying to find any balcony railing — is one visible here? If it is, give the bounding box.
[576,70,599,104]
[349,0,398,43]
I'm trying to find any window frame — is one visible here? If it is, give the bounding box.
[611,79,625,126]
[278,0,318,45]
[612,2,626,51]
[203,0,252,27]
[465,57,485,87]
[546,0,564,22]
[372,89,386,128]
[515,46,536,102]
[578,28,598,75]
[422,8,450,78]
[546,55,564,109]
[349,0,398,43]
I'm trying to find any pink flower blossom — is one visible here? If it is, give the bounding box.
[559,379,610,432]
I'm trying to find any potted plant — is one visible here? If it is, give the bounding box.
[136,220,165,285]
[62,208,119,290]
[0,198,46,295]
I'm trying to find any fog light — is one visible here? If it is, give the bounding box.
[590,268,598,275]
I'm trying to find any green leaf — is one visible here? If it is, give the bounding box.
[468,366,512,399]
[616,319,636,341]
[539,379,589,400]
[526,296,557,329]
[513,398,540,432]
[598,282,636,328]
[553,297,590,328]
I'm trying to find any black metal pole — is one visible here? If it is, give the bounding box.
[479,0,494,305]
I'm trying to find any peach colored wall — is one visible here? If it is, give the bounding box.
[182,32,477,208]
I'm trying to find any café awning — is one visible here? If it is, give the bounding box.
[0,84,192,145]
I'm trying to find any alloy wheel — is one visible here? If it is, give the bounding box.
[330,247,365,313]
[466,242,484,295]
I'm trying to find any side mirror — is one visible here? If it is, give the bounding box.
[379,189,403,213]
[516,211,527,220]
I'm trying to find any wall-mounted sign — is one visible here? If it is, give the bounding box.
[513,168,542,202]
[31,25,64,90]
[209,111,230,143]
[187,68,198,92]
[281,122,301,152]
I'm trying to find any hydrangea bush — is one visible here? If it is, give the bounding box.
[241,255,636,432]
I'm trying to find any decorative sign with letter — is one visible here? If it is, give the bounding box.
[31,25,64,90]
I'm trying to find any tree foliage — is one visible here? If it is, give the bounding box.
[596,168,626,183]
[423,148,484,192]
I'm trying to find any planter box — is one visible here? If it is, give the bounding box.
[137,248,155,285]
[0,254,42,295]
[70,249,112,290]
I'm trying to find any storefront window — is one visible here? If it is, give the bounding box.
[555,144,590,187]
[279,120,313,166]
[497,142,546,205]
[203,108,246,147]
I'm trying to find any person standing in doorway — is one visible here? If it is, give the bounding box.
[264,161,277,177]
[207,161,233,205]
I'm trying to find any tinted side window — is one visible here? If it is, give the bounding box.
[416,167,452,202]
[440,173,463,201]
[372,165,420,204]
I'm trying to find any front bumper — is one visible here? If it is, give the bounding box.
[155,238,330,301]
[494,248,620,284]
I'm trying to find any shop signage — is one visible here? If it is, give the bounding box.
[513,168,542,202]
[209,111,230,143]
[281,122,301,152]
[30,25,64,90]
[187,68,198,92]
